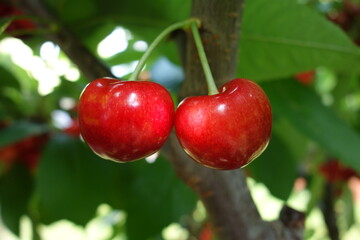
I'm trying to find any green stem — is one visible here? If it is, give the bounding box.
[190,21,219,95]
[29,212,42,240]
[129,19,197,81]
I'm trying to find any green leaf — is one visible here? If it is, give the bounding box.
[44,0,98,24]
[0,55,40,118]
[248,134,298,200]
[0,121,48,148]
[306,171,325,214]
[37,134,131,225]
[53,0,190,44]
[337,186,356,232]
[0,55,38,95]
[0,66,23,118]
[263,79,360,173]
[0,163,33,235]
[37,135,197,235]
[239,0,360,81]
[0,18,11,35]
[125,157,197,240]
[99,0,191,32]
[272,116,309,162]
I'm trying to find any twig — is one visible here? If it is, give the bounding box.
[321,182,340,240]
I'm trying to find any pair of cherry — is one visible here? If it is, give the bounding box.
[78,77,272,170]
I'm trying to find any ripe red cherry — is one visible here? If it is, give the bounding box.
[175,78,272,170]
[78,78,175,162]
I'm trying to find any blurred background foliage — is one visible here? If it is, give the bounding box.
[0,0,360,239]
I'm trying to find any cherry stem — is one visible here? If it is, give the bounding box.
[190,21,219,95]
[129,19,198,81]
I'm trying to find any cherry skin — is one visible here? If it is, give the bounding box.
[295,71,315,86]
[175,78,272,170]
[78,78,175,162]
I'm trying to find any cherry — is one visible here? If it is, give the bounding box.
[16,134,49,171]
[319,159,358,183]
[0,144,18,168]
[78,78,175,162]
[0,133,49,172]
[198,224,214,240]
[175,78,272,170]
[0,4,36,39]
[294,71,315,86]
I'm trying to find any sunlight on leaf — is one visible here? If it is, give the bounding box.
[0,18,11,35]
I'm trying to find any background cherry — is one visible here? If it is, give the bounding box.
[295,70,315,86]
[0,4,36,39]
[319,158,358,183]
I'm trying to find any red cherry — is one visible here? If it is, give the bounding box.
[294,71,315,86]
[16,134,49,170]
[78,78,175,162]
[198,224,214,240]
[175,78,272,170]
[0,145,18,167]
[64,118,80,137]
[319,159,358,183]
[0,133,49,172]
[19,150,40,171]
[0,4,36,39]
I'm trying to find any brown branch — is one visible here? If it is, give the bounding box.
[163,132,275,239]
[321,182,340,240]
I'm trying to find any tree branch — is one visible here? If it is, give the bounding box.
[164,132,276,239]
[321,182,340,240]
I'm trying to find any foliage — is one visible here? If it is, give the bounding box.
[0,0,360,239]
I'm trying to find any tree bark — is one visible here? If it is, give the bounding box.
[179,0,242,99]
[164,133,277,239]
[321,183,340,240]
[13,0,305,239]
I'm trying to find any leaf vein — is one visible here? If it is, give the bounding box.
[242,34,360,56]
